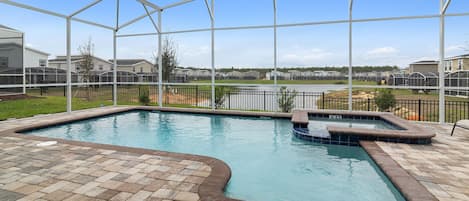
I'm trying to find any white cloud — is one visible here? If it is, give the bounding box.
[279,48,334,66]
[366,47,398,57]
[446,45,464,53]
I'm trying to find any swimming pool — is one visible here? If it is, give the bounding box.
[24,111,405,201]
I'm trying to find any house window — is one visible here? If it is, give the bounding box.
[0,57,8,68]
[99,64,103,70]
[459,59,463,70]
[39,59,46,67]
[449,61,453,71]
[133,67,135,72]
[140,67,143,72]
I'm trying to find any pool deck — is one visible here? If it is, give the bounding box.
[0,107,236,201]
[376,122,469,201]
[0,106,467,201]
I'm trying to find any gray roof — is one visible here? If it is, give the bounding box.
[410,60,439,65]
[0,24,21,32]
[50,55,112,64]
[109,59,153,66]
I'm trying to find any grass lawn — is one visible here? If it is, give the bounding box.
[191,79,377,85]
[0,96,112,121]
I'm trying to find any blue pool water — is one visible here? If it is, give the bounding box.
[25,111,405,201]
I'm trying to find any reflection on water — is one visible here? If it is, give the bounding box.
[202,85,346,110]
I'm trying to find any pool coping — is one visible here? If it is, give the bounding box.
[360,141,437,201]
[0,106,436,201]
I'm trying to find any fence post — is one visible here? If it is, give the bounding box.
[228,91,231,110]
[418,99,422,121]
[322,92,325,109]
[303,92,305,108]
[263,91,266,111]
[367,98,370,111]
[63,86,66,97]
[195,86,199,107]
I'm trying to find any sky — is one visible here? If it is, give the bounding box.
[0,0,468,69]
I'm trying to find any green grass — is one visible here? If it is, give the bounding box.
[191,79,377,85]
[0,96,112,121]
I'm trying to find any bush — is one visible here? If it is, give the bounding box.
[334,81,346,85]
[138,85,150,106]
[214,86,230,109]
[278,86,298,113]
[374,89,396,112]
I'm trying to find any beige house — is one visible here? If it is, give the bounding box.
[409,60,439,74]
[445,54,469,72]
[49,55,112,73]
[110,59,155,73]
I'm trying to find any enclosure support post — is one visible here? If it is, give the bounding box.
[439,0,450,123]
[273,0,278,112]
[348,0,353,111]
[113,30,117,106]
[66,17,72,113]
[210,0,215,110]
[158,11,163,108]
[113,0,119,106]
[22,32,26,94]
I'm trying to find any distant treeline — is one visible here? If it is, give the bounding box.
[179,66,399,73]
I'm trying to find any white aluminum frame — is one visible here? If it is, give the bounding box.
[1,0,468,123]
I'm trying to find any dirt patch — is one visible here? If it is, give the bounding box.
[0,94,41,101]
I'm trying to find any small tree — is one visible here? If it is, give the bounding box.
[78,37,94,100]
[278,87,298,113]
[154,37,178,83]
[138,85,150,106]
[374,89,396,112]
[214,86,231,109]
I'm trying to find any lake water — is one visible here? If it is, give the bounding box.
[204,85,347,110]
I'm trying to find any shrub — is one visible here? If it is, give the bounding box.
[278,86,298,113]
[214,86,229,109]
[334,81,346,85]
[374,89,396,112]
[138,85,150,106]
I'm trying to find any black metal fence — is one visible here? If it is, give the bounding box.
[25,85,469,123]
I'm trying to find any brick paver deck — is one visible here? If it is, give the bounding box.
[0,107,232,201]
[377,123,469,201]
[1,107,468,201]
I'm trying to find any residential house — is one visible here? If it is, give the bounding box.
[110,59,155,74]
[0,25,49,69]
[226,71,243,79]
[409,60,439,74]
[266,71,291,80]
[242,71,260,80]
[49,55,113,73]
[445,54,469,72]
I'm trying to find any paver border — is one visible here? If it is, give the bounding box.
[292,109,436,144]
[360,141,437,201]
[0,106,438,201]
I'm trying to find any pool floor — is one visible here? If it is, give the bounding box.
[24,111,405,201]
